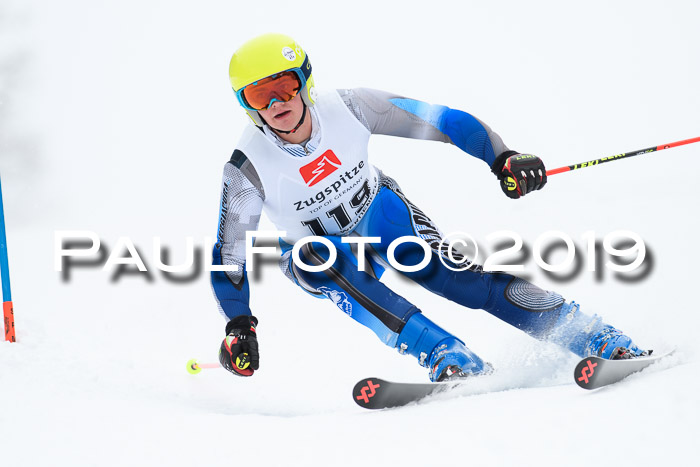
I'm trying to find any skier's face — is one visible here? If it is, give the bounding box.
[258,92,305,133]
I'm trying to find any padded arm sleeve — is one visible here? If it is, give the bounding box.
[211,150,264,320]
[338,88,510,166]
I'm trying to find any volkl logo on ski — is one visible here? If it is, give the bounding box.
[578,359,598,384]
[356,380,380,404]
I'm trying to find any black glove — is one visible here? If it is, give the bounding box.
[219,315,260,377]
[491,150,547,199]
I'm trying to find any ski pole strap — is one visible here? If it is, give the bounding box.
[546,136,700,176]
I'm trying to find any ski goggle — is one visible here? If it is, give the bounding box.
[236,69,306,111]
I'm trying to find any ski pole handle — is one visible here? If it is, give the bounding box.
[546,136,700,176]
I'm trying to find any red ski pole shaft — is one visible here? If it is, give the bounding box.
[546,136,700,176]
[186,358,220,374]
[195,362,220,369]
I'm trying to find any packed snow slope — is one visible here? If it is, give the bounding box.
[1,1,699,466]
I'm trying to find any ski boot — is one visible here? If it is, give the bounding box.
[547,301,651,360]
[585,325,651,360]
[395,312,492,382]
[427,337,493,382]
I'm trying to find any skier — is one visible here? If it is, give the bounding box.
[213,33,649,382]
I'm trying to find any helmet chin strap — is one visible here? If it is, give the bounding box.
[264,100,308,135]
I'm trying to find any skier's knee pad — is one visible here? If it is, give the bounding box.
[480,275,567,337]
[503,277,565,313]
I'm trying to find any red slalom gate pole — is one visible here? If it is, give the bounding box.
[0,175,15,342]
[546,136,700,176]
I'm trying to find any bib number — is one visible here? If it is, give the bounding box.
[301,180,372,235]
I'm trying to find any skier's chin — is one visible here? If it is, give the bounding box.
[269,115,298,132]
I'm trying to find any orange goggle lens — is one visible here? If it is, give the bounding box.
[241,71,302,111]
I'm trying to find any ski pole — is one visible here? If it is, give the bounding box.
[187,353,251,374]
[546,136,700,176]
[0,175,15,343]
[186,359,220,374]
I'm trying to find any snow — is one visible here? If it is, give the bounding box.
[1,0,699,465]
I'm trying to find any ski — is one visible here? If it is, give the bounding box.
[573,349,675,390]
[353,350,676,409]
[352,377,462,410]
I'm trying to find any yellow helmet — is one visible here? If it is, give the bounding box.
[229,33,316,126]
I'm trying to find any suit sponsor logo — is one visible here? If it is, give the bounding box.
[294,160,364,211]
[299,150,342,187]
[318,286,352,316]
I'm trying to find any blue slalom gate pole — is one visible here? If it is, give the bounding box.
[0,174,16,342]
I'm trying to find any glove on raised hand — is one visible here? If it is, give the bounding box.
[491,150,547,199]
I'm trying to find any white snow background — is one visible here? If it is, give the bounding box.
[1,1,699,466]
